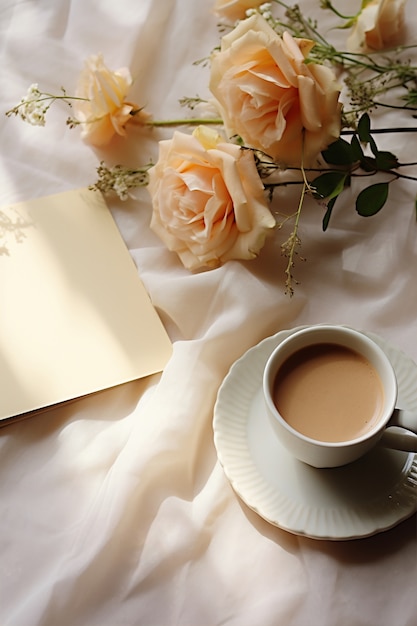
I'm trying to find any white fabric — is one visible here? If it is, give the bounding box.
[0,1,416,625]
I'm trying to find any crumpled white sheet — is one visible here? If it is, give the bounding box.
[0,1,416,625]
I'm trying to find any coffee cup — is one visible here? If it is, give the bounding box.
[263,325,417,468]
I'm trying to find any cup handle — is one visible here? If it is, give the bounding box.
[380,408,417,452]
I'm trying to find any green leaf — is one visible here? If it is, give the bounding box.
[356,182,389,216]
[369,135,379,157]
[357,113,371,143]
[322,196,337,231]
[360,156,377,172]
[351,134,365,161]
[312,171,348,201]
[374,151,400,171]
[322,138,356,165]
[357,113,378,155]
[360,151,399,173]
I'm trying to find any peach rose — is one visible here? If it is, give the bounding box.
[73,54,147,147]
[209,14,342,167]
[213,0,264,22]
[347,0,407,53]
[147,126,276,271]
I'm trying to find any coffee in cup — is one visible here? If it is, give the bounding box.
[263,325,417,468]
[272,342,384,443]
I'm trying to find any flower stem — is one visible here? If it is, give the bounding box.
[147,118,223,127]
[319,0,358,21]
[341,127,417,135]
[282,181,306,297]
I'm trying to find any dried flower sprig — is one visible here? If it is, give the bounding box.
[89,162,153,200]
[5,84,84,127]
[280,180,307,296]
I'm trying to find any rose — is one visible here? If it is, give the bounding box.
[347,0,407,53]
[147,126,276,271]
[213,0,264,22]
[73,54,148,147]
[209,14,342,167]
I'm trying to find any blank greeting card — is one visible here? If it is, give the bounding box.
[0,187,172,424]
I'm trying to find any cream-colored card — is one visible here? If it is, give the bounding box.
[0,188,172,424]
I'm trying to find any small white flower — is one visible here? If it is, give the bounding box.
[91,162,151,200]
[18,84,48,126]
[113,177,130,201]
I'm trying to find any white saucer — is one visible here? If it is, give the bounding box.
[213,327,417,540]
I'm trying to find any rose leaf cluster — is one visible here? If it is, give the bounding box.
[313,113,401,229]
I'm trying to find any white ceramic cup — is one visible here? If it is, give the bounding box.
[263,325,417,468]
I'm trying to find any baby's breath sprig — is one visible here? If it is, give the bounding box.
[258,1,330,47]
[280,181,306,297]
[178,95,208,111]
[267,132,312,295]
[89,161,153,200]
[5,84,86,127]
